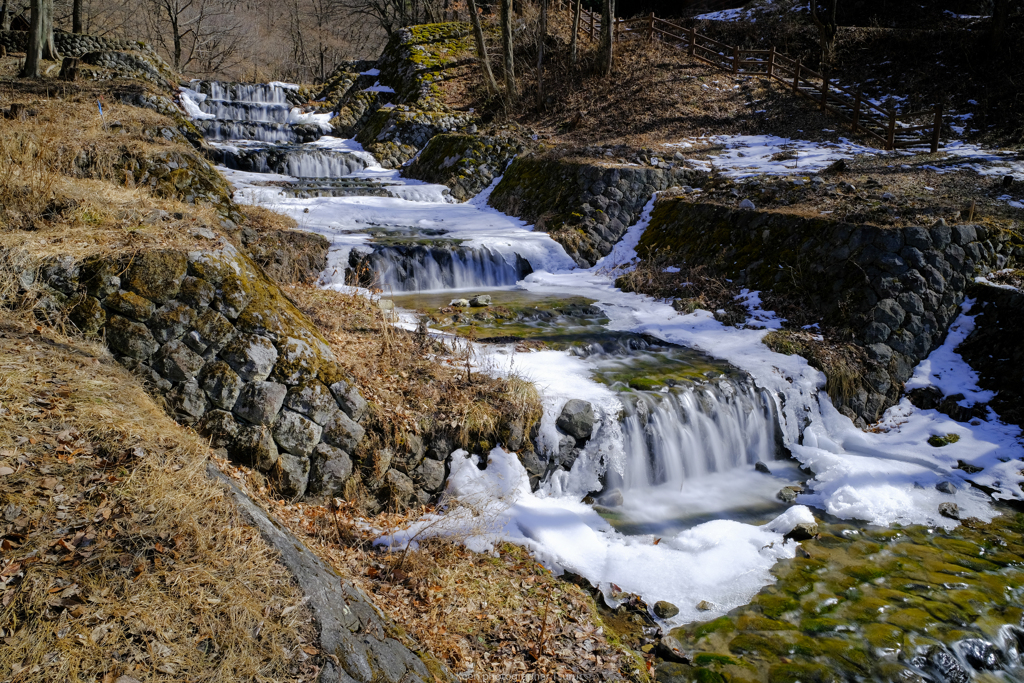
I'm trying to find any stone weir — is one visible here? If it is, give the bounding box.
[635,199,1021,424]
[40,240,371,502]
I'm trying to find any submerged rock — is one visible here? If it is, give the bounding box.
[777,486,802,503]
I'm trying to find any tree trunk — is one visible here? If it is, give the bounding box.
[467,0,499,95]
[536,0,546,106]
[570,0,582,64]
[21,0,44,78]
[810,0,838,68]
[500,0,516,98]
[41,0,59,61]
[598,0,614,77]
[991,0,1010,51]
[72,0,82,33]
[1,0,10,32]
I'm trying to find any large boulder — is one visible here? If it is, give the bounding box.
[556,399,596,442]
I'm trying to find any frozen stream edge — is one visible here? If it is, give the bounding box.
[218,139,1024,629]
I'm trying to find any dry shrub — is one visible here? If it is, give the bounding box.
[0,314,317,681]
[763,329,864,405]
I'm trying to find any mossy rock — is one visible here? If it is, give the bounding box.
[691,617,737,640]
[753,594,799,619]
[736,615,795,632]
[125,250,187,304]
[767,662,837,683]
[862,622,904,650]
[728,633,786,658]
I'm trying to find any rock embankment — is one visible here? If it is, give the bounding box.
[38,238,368,501]
[488,155,703,267]
[635,199,1020,423]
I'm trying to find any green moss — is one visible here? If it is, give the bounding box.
[928,433,961,447]
[694,668,726,683]
[800,617,843,634]
[692,653,738,667]
[693,617,737,640]
[767,662,835,683]
[737,615,795,632]
[862,623,904,650]
[885,608,934,630]
[754,594,799,619]
[728,633,786,658]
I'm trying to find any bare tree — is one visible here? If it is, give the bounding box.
[72,0,81,31]
[143,0,244,74]
[570,0,581,64]
[535,0,546,105]
[1,0,11,31]
[810,0,838,67]
[597,0,613,76]
[466,0,498,95]
[500,0,515,97]
[990,0,1019,51]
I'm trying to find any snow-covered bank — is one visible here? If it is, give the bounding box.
[377,446,814,627]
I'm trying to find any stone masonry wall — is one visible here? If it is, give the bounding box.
[637,199,1021,422]
[37,239,368,501]
[488,155,704,267]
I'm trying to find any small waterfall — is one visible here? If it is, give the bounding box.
[212,145,368,177]
[349,245,533,292]
[610,379,780,490]
[188,80,326,143]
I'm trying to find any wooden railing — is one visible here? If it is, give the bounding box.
[556,4,943,153]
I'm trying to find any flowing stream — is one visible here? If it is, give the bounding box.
[193,81,1024,681]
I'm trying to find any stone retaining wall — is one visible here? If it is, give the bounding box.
[405,132,524,201]
[37,240,367,501]
[488,155,703,267]
[637,199,1020,422]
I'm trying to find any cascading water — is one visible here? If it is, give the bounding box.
[185,79,330,144]
[614,380,779,489]
[211,144,369,177]
[348,245,533,292]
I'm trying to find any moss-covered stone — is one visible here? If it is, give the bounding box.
[125,249,188,304]
[68,295,106,335]
[105,289,156,321]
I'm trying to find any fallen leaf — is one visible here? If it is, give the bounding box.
[0,467,14,476]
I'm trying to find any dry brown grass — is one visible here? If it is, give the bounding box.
[0,310,319,681]
[0,95,230,270]
[284,285,543,468]
[215,460,650,682]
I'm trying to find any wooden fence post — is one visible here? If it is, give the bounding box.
[852,91,861,133]
[793,61,801,93]
[589,9,594,40]
[931,104,943,154]
[733,45,740,74]
[649,12,655,41]
[688,26,696,56]
[767,46,775,78]
[886,111,897,150]
[821,68,828,111]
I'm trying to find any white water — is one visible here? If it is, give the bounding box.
[615,382,778,489]
[351,244,531,292]
[186,84,1024,627]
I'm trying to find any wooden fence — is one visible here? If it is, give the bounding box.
[558,4,943,153]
